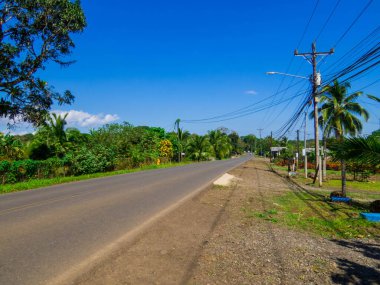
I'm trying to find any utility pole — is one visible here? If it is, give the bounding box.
[257,128,263,156]
[296,130,300,170]
[270,131,273,161]
[304,112,308,178]
[295,42,334,187]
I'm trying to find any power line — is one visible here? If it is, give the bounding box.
[332,0,374,49]
[183,90,308,124]
[260,0,320,126]
[314,0,342,42]
[322,25,380,75]
[263,79,309,129]
[322,42,380,88]
[276,77,380,140]
[296,0,320,49]
[182,80,305,123]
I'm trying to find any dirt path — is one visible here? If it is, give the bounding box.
[74,159,380,285]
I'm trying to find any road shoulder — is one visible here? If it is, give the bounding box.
[74,159,380,285]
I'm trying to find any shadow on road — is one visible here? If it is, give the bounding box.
[330,239,380,284]
[331,258,380,285]
[332,239,380,262]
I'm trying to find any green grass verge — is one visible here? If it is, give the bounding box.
[322,179,380,192]
[243,189,380,239]
[271,164,380,194]
[0,161,192,195]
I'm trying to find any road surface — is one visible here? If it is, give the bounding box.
[0,155,250,285]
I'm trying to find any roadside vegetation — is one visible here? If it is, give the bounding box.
[244,185,380,239]
[0,116,258,193]
[258,80,380,238]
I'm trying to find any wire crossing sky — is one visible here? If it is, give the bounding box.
[1,0,379,138]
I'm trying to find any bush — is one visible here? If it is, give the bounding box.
[67,146,116,175]
[0,158,65,184]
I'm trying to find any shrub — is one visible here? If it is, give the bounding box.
[68,146,116,175]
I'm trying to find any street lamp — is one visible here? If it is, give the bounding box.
[266,71,315,180]
[266,71,310,80]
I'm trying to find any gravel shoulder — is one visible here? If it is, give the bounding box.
[73,158,380,285]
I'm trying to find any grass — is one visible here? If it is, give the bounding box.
[244,188,380,239]
[0,161,192,195]
[322,179,380,192]
[271,164,380,194]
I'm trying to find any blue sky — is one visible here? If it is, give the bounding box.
[2,0,380,138]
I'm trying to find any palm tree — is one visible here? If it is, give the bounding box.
[208,130,232,159]
[187,135,212,162]
[46,113,68,145]
[332,135,380,166]
[174,119,190,162]
[317,80,377,196]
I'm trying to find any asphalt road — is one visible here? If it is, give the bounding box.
[0,155,250,285]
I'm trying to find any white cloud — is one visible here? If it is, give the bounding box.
[0,116,33,135]
[0,110,120,134]
[53,110,119,127]
[245,90,258,95]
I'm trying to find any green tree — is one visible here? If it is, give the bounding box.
[0,133,24,160]
[45,113,68,145]
[174,119,190,162]
[242,134,256,153]
[208,129,232,159]
[317,80,378,196]
[332,135,380,166]
[0,0,86,125]
[187,135,212,162]
[228,131,244,155]
[66,128,89,146]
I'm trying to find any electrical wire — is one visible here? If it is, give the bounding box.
[259,0,320,126]
[182,79,305,123]
[183,89,309,124]
[332,0,374,49]
[322,26,380,75]
[314,0,341,42]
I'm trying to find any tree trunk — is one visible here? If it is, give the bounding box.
[322,137,327,181]
[341,159,347,197]
[336,132,346,196]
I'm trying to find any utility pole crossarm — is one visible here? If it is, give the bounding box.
[294,48,334,56]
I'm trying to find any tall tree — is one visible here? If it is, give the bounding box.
[208,129,232,159]
[228,131,243,155]
[332,135,380,166]
[187,135,211,162]
[317,80,378,196]
[242,134,256,153]
[0,0,86,125]
[174,119,189,162]
[45,113,68,145]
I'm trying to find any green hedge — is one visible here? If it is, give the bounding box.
[0,158,66,184]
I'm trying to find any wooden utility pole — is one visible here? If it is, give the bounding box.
[270,131,273,161]
[296,129,300,170]
[295,42,334,187]
[257,128,264,156]
[304,112,308,178]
